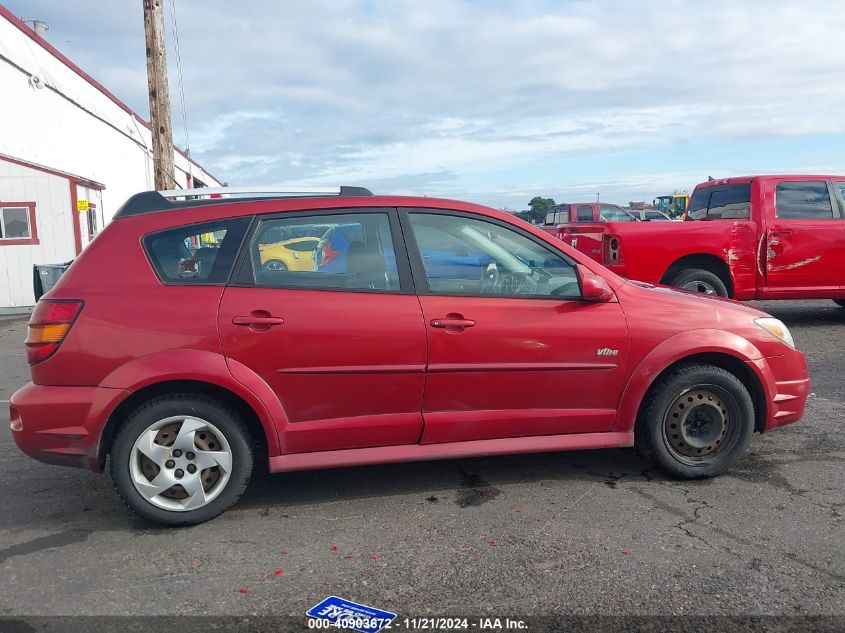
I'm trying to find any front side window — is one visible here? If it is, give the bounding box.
[249,212,400,292]
[687,184,750,220]
[599,205,634,222]
[0,206,31,239]
[407,213,580,299]
[144,217,250,283]
[576,205,592,222]
[776,181,835,219]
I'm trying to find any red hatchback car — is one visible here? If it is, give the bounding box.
[10,187,810,525]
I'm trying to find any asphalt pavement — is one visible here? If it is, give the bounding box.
[0,301,842,619]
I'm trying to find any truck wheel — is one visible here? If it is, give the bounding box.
[669,269,729,297]
[833,300,845,308]
[636,364,754,479]
[110,394,253,526]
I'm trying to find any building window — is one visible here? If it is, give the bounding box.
[0,203,38,245]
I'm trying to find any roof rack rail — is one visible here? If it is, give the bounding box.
[114,185,374,218]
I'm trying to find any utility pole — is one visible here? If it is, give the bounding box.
[143,0,175,190]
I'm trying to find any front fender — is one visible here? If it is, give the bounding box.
[99,349,282,455]
[613,329,771,433]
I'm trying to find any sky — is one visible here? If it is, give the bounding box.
[8,0,845,209]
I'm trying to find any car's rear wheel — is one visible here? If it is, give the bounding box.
[636,364,754,479]
[262,259,288,271]
[669,269,729,297]
[110,394,253,526]
[833,299,845,308]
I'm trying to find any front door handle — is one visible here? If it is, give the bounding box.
[431,314,476,332]
[232,316,285,326]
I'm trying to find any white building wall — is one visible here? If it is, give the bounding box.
[0,11,221,223]
[0,160,74,308]
[0,9,223,310]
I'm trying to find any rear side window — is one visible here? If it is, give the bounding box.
[775,181,835,219]
[247,212,400,292]
[687,184,750,220]
[143,217,250,284]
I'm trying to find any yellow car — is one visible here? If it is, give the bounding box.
[258,236,320,271]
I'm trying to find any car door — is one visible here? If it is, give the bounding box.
[218,208,427,454]
[764,179,845,294]
[400,208,630,444]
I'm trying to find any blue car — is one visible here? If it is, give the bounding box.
[315,223,493,282]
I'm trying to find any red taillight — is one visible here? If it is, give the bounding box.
[603,235,622,266]
[25,299,83,365]
[321,242,340,265]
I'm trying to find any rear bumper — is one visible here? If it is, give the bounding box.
[9,382,129,472]
[750,349,810,432]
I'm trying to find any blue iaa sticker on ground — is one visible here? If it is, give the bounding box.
[307,596,397,633]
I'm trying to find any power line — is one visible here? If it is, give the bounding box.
[167,0,190,156]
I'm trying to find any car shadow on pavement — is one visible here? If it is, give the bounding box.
[237,447,665,511]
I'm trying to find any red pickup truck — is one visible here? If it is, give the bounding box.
[545,175,845,304]
[541,202,639,259]
[544,202,639,225]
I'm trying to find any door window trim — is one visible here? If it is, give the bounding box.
[229,207,416,295]
[826,181,845,219]
[397,207,583,301]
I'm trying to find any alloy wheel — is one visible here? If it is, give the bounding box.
[129,416,233,511]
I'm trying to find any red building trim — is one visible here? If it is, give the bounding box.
[0,5,219,183]
[0,201,39,245]
[0,152,104,190]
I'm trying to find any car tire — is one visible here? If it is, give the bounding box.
[262,259,288,271]
[110,394,253,526]
[833,299,845,308]
[669,269,729,297]
[636,364,754,479]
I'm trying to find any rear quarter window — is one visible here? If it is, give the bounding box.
[143,217,251,284]
[687,184,750,220]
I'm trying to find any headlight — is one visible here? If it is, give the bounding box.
[754,317,795,349]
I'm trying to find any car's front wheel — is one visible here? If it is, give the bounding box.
[110,394,253,526]
[636,364,754,479]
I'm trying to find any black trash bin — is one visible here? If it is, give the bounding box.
[33,262,72,302]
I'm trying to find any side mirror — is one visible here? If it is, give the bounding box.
[578,265,614,302]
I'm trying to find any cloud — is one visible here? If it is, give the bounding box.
[9,0,845,206]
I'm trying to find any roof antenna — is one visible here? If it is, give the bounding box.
[707,176,715,181]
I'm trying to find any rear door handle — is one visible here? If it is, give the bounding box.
[232,311,285,331]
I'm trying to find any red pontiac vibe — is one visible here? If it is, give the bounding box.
[10,187,809,525]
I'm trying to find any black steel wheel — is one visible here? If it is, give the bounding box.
[637,364,754,478]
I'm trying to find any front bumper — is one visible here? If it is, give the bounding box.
[750,348,810,432]
[9,382,130,472]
